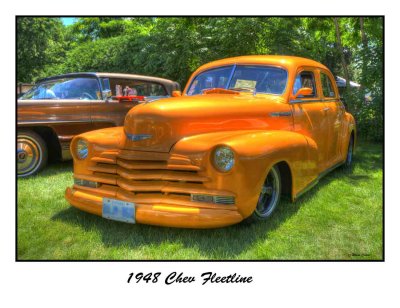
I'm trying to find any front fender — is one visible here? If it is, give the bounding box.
[171,130,319,217]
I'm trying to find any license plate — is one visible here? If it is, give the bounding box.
[102,198,135,224]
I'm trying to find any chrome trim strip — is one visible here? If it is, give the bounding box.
[225,64,237,89]
[17,100,104,104]
[290,99,324,104]
[19,119,120,125]
[191,194,235,205]
[290,98,341,104]
[270,111,292,117]
[18,120,90,125]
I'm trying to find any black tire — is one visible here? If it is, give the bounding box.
[17,130,48,177]
[345,135,354,168]
[246,165,281,223]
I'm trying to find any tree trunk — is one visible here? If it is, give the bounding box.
[333,17,351,94]
[360,17,368,88]
[360,17,368,47]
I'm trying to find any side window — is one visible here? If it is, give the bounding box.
[135,83,167,96]
[109,79,167,97]
[293,71,317,98]
[320,73,335,98]
[19,77,101,100]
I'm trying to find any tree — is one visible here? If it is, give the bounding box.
[17,17,383,140]
[17,17,66,82]
[333,17,351,94]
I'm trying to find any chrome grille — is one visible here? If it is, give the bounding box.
[83,150,235,206]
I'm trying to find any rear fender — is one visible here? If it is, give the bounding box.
[342,112,356,157]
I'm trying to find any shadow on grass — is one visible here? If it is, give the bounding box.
[51,142,382,259]
[52,198,302,259]
[17,161,73,181]
[41,160,73,175]
[353,142,383,172]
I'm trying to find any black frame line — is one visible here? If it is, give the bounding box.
[15,15,385,262]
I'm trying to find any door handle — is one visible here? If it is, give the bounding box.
[322,107,330,112]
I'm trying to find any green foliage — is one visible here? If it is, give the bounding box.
[17,17,67,82]
[17,17,383,141]
[69,17,130,42]
[346,17,383,141]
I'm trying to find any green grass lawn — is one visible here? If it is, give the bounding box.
[17,142,383,260]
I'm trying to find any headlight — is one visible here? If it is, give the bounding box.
[213,146,235,172]
[76,139,88,160]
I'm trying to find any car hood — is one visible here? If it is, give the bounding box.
[122,93,291,152]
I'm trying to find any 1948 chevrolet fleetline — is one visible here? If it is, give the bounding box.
[65,56,356,228]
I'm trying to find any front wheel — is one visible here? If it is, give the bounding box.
[247,165,281,222]
[17,130,48,177]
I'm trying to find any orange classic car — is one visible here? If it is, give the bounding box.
[65,55,356,228]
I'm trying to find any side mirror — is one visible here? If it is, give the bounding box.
[172,90,182,97]
[293,87,313,99]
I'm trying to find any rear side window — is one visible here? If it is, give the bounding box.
[109,78,167,97]
[293,71,317,98]
[321,73,336,98]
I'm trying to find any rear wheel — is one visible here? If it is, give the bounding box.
[345,135,354,168]
[17,130,48,177]
[247,165,281,222]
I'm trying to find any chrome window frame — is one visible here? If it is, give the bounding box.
[292,70,318,98]
[320,72,336,98]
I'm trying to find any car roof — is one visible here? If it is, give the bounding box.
[193,55,330,73]
[38,72,179,88]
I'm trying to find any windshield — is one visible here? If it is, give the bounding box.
[186,65,288,96]
[20,77,101,100]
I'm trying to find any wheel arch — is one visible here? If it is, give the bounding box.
[350,129,356,153]
[344,111,356,154]
[276,160,293,199]
[18,126,61,161]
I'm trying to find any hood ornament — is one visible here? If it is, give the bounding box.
[125,133,153,141]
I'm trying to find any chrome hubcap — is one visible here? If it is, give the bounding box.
[255,167,280,217]
[17,136,41,175]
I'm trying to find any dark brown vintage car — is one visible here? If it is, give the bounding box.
[17,72,180,177]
